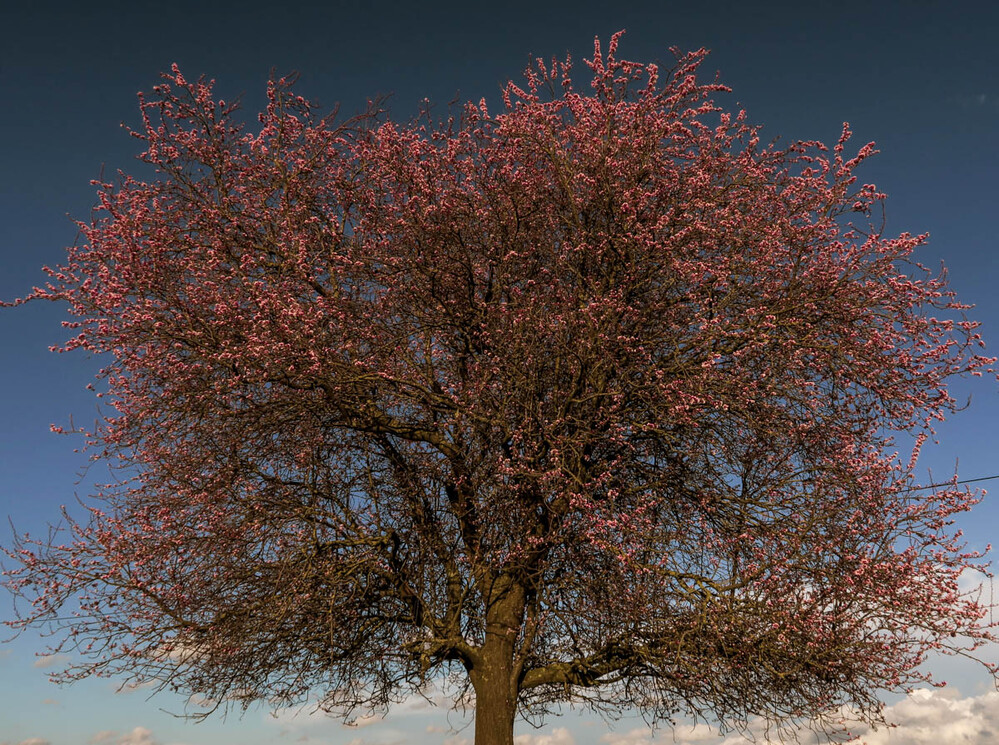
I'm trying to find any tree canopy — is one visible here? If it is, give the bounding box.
[4,33,997,745]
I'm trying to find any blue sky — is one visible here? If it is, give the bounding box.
[1,1,997,743]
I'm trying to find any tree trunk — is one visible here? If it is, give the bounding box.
[472,642,518,745]
[471,576,525,745]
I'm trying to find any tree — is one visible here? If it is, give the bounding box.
[3,33,997,745]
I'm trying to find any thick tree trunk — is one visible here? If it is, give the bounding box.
[471,576,525,745]
[472,662,517,745]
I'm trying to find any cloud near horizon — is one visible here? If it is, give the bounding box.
[599,688,999,745]
[87,728,159,745]
[515,727,576,745]
[40,688,993,745]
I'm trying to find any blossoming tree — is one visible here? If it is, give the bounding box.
[4,34,997,745]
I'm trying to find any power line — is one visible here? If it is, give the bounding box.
[907,474,999,492]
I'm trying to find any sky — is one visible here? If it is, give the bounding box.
[1,1,997,743]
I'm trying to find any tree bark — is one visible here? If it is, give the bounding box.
[471,576,525,745]
[471,638,518,745]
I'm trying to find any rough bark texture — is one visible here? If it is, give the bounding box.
[472,648,518,745]
[469,577,524,744]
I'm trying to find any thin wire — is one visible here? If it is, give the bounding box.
[906,474,999,492]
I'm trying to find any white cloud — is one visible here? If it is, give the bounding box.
[425,722,474,740]
[265,686,460,737]
[515,727,575,745]
[115,679,158,694]
[32,653,70,669]
[678,722,736,743]
[87,728,159,745]
[601,727,660,745]
[120,730,158,745]
[148,640,206,664]
[603,688,999,744]
[268,703,338,729]
[348,713,382,729]
[850,688,999,744]
[266,704,414,745]
[0,739,52,745]
[185,693,216,709]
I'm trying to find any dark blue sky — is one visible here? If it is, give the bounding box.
[2,2,998,744]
